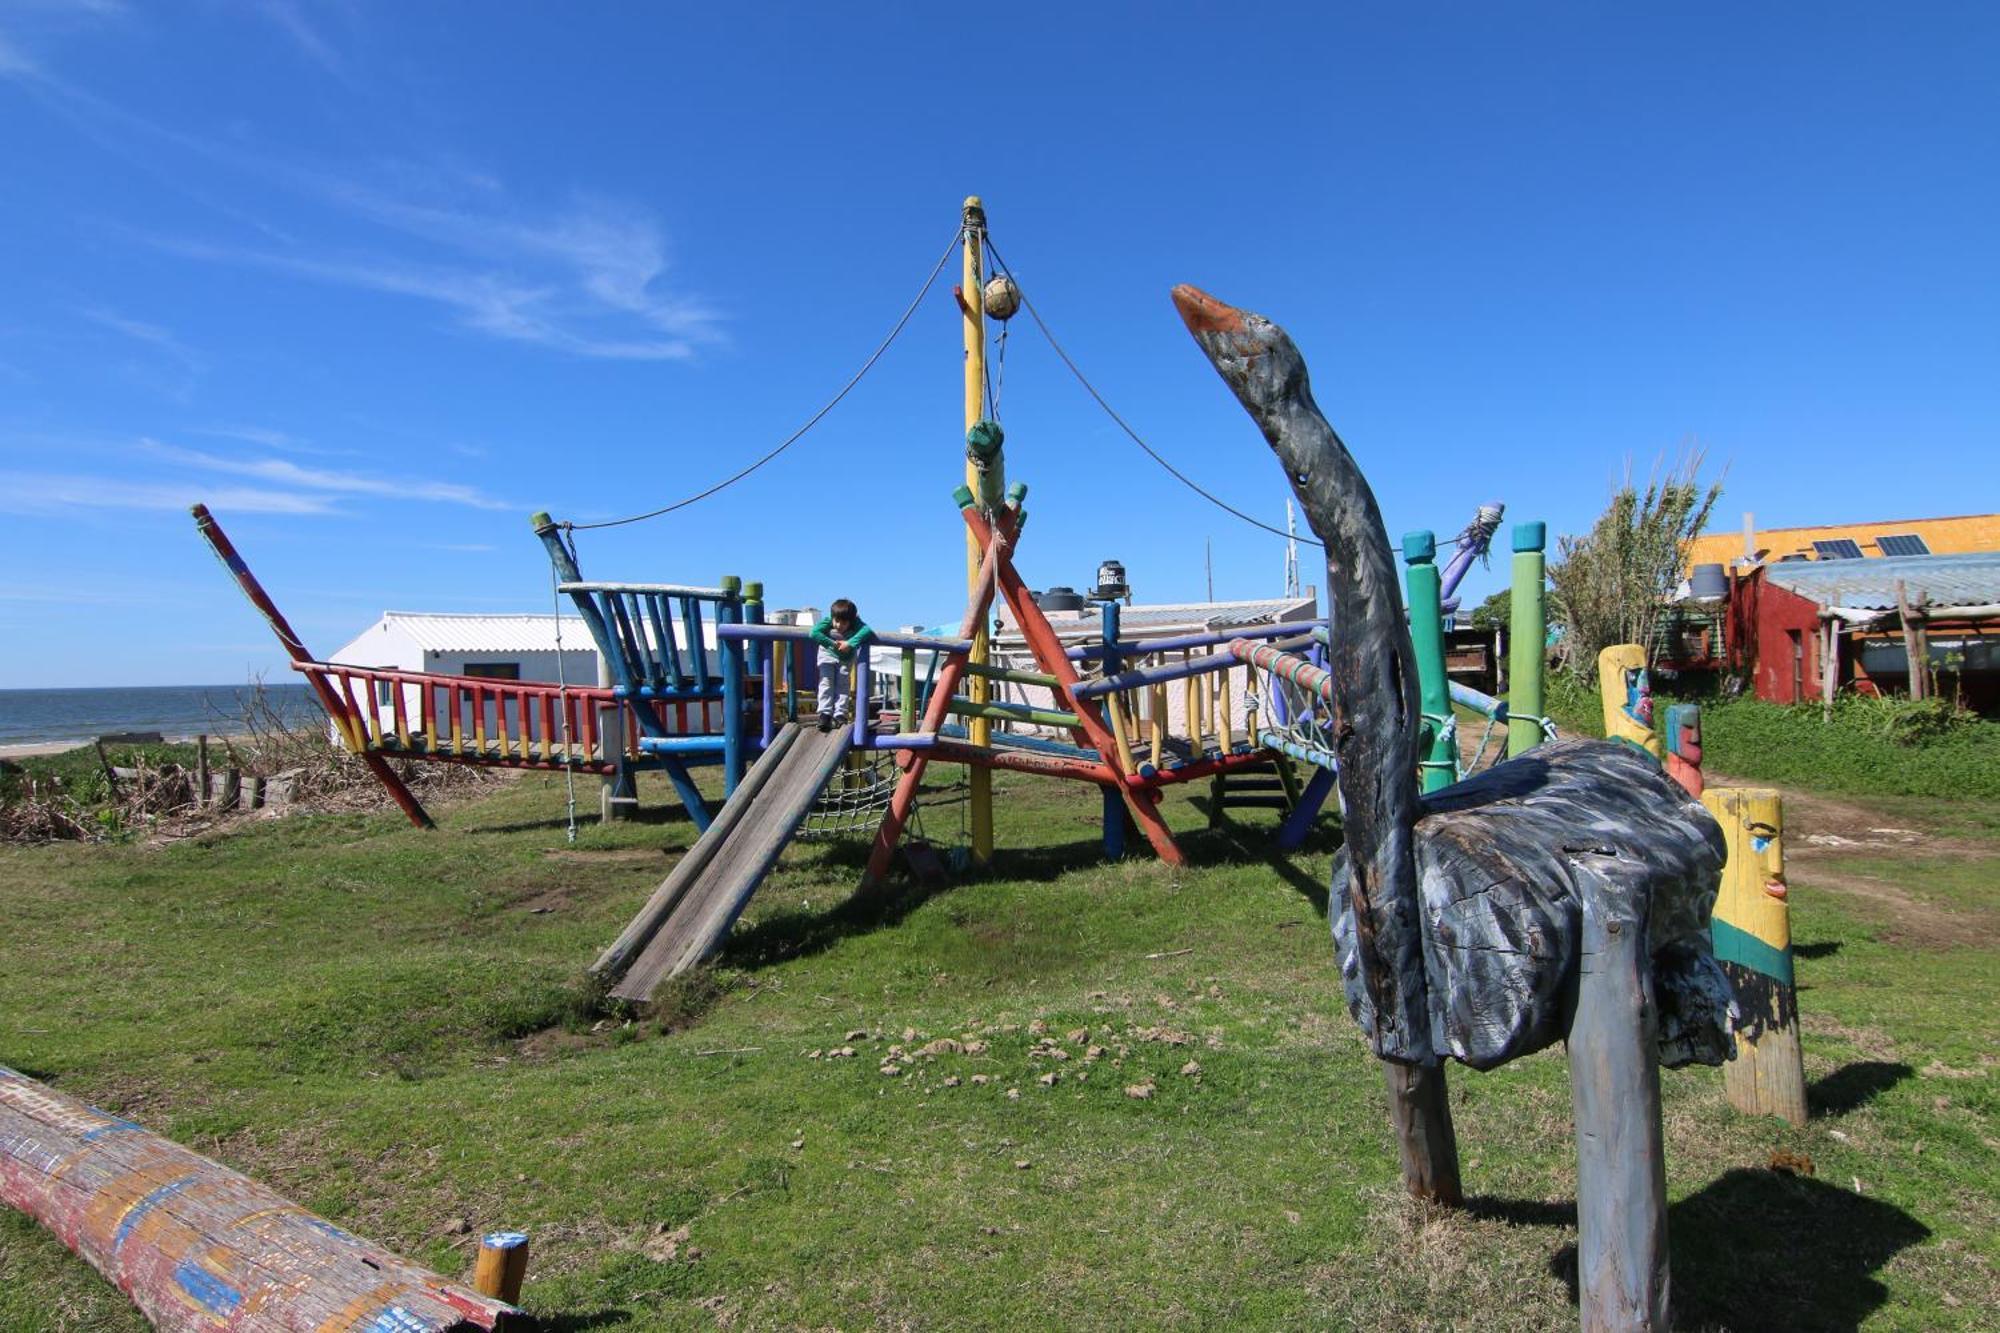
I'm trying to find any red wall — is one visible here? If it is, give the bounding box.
[1725,571,1826,704]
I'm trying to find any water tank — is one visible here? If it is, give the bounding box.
[1092,559,1130,601]
[1689,563,1728,603]
[1038,586,1086,613]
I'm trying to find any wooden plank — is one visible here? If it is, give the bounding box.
[0,1066,519,1331]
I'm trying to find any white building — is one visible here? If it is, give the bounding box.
[987,591,1321,742]
[329,612,606,685]
[326,610,728,742]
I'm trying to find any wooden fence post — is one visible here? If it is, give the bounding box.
[473,1230,531,1303]
[1702,787,1806,1125]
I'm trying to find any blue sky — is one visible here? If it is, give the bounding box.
[1,3,1995,688]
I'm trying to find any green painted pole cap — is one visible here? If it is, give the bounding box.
[1401,530,1437,564]
[951,484,977,509]
[720,575,743,595]
[1512,521,1547,553]
[965,420,1005,458]
[744,581,763,601]
[529,511,554,531]
[1005,481,1028,507]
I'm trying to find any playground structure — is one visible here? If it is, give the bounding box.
[1176,281,1734,1330]
[0,1065,520,1331]
[193,504,746,831]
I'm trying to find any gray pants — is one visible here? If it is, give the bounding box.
[815,649,851,721]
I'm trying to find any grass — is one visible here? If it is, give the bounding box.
[2,762,1996,1329]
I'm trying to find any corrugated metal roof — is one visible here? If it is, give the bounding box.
[1763,552,2000,610]
[371,612,602,654]
[996,595,1319,642]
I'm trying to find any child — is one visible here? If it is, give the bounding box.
[809,598,876,732]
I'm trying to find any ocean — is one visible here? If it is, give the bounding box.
[0,684,327,748]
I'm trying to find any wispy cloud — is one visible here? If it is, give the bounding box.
[77,305,203,371]
[0,472,335,515]
[140,438,512,510]
[142,208,717,361]
[255,0,345,78]
[191,424,336,455]
[9,6,720,361]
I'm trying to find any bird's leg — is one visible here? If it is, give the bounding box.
[1567,857,1671,1331]
[1383,1059,1462,1205]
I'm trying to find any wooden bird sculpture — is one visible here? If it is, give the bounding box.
[1173,284,1735,1331]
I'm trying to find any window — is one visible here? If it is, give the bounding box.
[1875,533,1930,557]
[1811,539,1864,560]
[462,662,522,680]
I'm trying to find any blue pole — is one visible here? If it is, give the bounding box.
[1100,601,1125,860]
[719,577,743,795]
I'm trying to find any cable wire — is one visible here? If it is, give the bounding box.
[983,238,1322,548]
[566,226,964,531]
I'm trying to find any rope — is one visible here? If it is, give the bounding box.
[550,562,580,844]
[983,237,1322,549]
[566,226,963,531]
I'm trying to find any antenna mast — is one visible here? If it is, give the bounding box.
[1284,498,1301,599]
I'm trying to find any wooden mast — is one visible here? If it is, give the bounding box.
[963,195,998,866]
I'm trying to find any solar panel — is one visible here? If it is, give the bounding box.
[1812,539,1864,560]
[1875,533,1930,557]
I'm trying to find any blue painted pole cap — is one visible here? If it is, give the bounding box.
[1400,531,1437,564]
[1512,521,1547,553]
[482,1231,530,1250]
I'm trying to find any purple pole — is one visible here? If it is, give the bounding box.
[1438,501,1505,614]
[850,654,871,748]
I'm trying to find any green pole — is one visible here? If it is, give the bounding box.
[1402,530,1456,791]
[1507,521,1547,758]
[900,647,917,734]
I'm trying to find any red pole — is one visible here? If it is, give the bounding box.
[863,507,1008,884]
[191,504,435,829]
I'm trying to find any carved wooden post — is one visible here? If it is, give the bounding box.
[1597,644,1662,760]
[1568,858,1671,1331]
[1703,787,1806,1124]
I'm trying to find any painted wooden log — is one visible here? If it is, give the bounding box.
[1702,787,1806,1125]
[0,1066,519,1331]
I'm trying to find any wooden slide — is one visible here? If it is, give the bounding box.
[595,722,853,1001]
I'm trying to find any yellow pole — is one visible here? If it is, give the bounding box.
[1217,663,1234,753]
[1702,787,1807,1126]
[1183,651,1198,752]
[1149,679,1166,765]
[963,196,995,866]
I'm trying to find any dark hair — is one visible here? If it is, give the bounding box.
[830,598,857,621]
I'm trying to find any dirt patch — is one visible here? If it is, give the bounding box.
[542,847,668,864]
[1787,863,1990,951]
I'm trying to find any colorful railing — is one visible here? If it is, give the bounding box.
[295,660,633,771]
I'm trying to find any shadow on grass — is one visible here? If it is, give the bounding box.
[527,1312,632,1331]
[717,868,962,971]
[469,802,698,836]
[1809,1060,1914,1119]
[1794,939,1843,960]
[1474,1167,1929,1330]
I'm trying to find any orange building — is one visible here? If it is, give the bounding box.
[1688,512,2000,571]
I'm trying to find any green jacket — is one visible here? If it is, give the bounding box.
[810,614,876,660]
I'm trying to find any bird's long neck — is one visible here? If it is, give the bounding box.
[1173,285,1431,1063]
